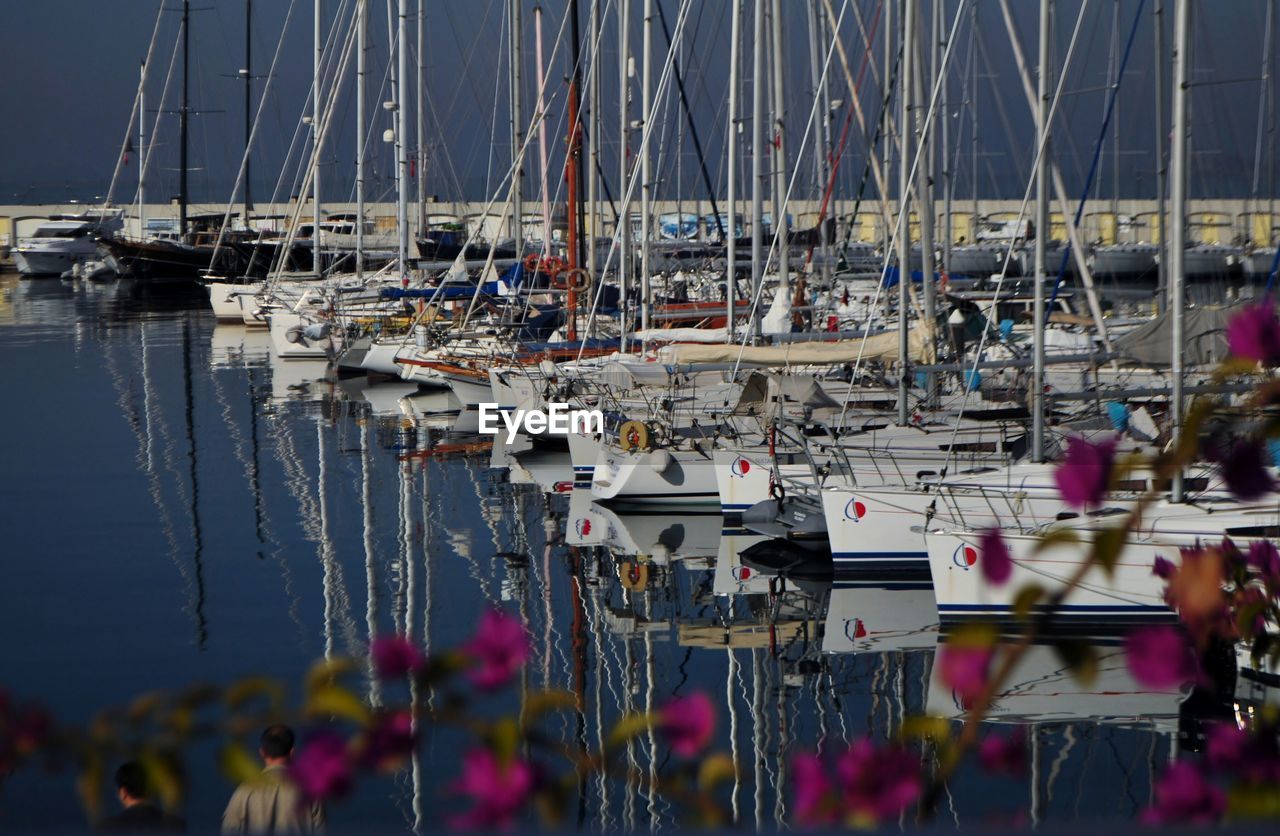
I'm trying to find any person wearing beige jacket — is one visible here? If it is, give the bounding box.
[221,726,325,835]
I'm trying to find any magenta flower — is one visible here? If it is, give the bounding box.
[791,753,836,826]
[463,609,531,691]
[1210,438,1277,501]
[1226,302,1280,366]
[1246,540,1280,583]
[1139,762,1225,825]
[658,692,716,758]
[1124,626,1197,689]
[363,710,417,771]
[834,740,922,821]
[977,730,1027,776]
[448,748,535,830]
[370,635,425,679]
[290,732,353,802]
[1152,555,1176,579]
[979,528,1013,586]
[937,643,994,708]
[1205,722,1280,784]
[1054,435,1118,509]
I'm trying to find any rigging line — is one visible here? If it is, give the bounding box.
[210,0,302,266]
[105,0,169,208]
[135,14,186,214]
[1049,0,1148,308]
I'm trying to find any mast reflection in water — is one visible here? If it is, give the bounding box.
[0,276,1217,830]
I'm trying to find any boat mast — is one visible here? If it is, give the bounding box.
[588,0,601,282]
[618,0,631,349]
[750,0,765,340]
[938,0,952,274]
[769,0,789,290]
[640,0,653,333]
[509,0,524,255]
[567,0,586,341]
[914,8,937,401]
[180,0,189,236]
[898,0,914,427]
[1170,0,1190,503]
[417,0,426,237]
[356,0,366,279]
[1154,0,1166,311]
[243,0,253,220]
[139,60,146,233]
[313,0,323,277]
[534,7,552,246]
[1032,0,1050,462]
[397,0,410,277]
[726,0,742,342]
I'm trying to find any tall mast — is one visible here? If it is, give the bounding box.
[588,0,601,281]
[417,0,426,235]
[769,0,789,289]
[139,60,147,232]
[640,0,653,333]
[180,0,189,235]
[914,10,936,401]
[937,0,952,274]
[243,0,253,219]
[510,0,524,254]
[726,0,742,342]
[567,0,586,341]
[897,0,914,427]
[313,0,323,277]
[534,7,551,245]
[1154,0,1166,310]
[397,0,410,276]
[356,0,366,278]
[1170,0,1190,503]
[1032,0,1050,462]
[750,0,765,340]
[618,0,631,348]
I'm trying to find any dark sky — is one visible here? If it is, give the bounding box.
[2,1,1276,208]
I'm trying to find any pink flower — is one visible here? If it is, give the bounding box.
[370,635,425,679]
[658,692,716,758]
[980,528,1012,586]
[977,730,1027,776]
[1152,555,1176,579]
[791,753,836,826]
[449,748,535,830]
[1210,438,1277,501]
[1139,762,1225,825]
[937,643,994,708]
[1226,302,1280,366]
[834,740,922,821]
[1246,540,1280,583]
[290,732,353,802]
[1205,722,1280,784]
[362,710,417,771]
[1054,435,1118,509]
[463,609,531,691]
[1124,626,1197,688]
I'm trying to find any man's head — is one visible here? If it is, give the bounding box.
[259,724,296,766]
[114,761,149,808]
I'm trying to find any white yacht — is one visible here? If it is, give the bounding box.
[13,211,123,276]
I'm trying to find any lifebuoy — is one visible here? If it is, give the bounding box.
[523,253,567,277]
[620,561,649,591]
[554,267,592,292]
[618,420,650,452]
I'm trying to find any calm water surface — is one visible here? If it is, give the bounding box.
[0,275,1181,830]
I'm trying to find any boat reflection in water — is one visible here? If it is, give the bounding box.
[0,278,1246,830]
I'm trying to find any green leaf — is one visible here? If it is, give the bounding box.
[1091,525,1128,575]
[1215,356,1263,378]
[1033,528,1080,555]
[899,715,952,743]
[218,742,262,786]
[139,752,184,810]
[306,658,359,693]
[1011,584,1046,622]
[520,690,579,728]
[1051,639,1098,686]
[697,753,737,791]
[304,684,370,724]
[490,717,522,762]
[605,712,654,750]
[945,622,998,651]
[224,677,285,711]
[1228,784,1280,818]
